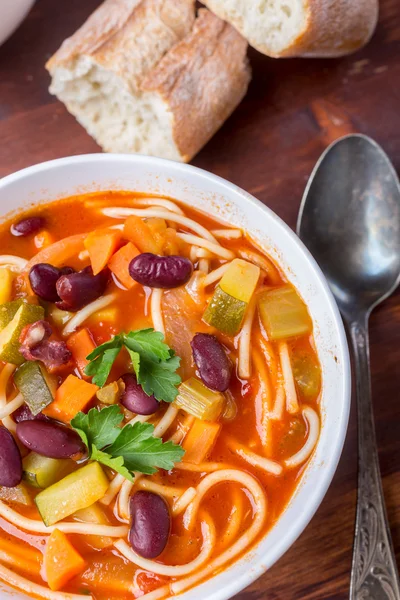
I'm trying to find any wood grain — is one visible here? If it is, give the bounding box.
[0,1,400,598]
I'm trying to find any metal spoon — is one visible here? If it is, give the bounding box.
[297,134,400,600]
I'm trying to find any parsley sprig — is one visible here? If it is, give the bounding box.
[71,406,185,482]
[84,328,181,403]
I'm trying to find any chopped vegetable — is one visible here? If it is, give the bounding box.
[35,462,110,526]
[174,378,225,421]
[48,305,73,327]
[96,380,124,405]
[74,503,113,549]
[258,285,312,340]
[14,361,56,415]
[71,406,185,481]
[25,233,86,272]
[44,529,86,590]
[92,307,118,323]
[22,453,75,489]
[123,215,160,254]
[163,228,180,255]
[0,483,32,506]
[0,268,13,304]
[219,259,260,303]
[85,328,181,403]
[0,303,44,364]
[84,228,122,275]
[203,286,247,335]
[34,230,55,250]
[44,374,98,423]
[0,299,24,331]
[66,328,96,378]
[182,419,221,464]
[291,351,321,399]
[108,242,140,289]
[146,218,167,252]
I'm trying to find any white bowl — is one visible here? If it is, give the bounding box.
[0,155,351,600]
[0,0,35,47]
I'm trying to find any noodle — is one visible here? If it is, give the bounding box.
[137,480,185,499]
[101,208,218,243]
[270,378,286,420]
[62,293,117,335]
[133,198,184,214]
[220,486,244,548]
[0,255,28,271]
[139,585,171,600]
[225,439,282,476]
[172,487,197,516]
[211,229,242,239]
[279,342,299,414]
[177,233,234,260]
[203,262,231,287]
[285,406,320,468]
[115,517,215,577]
[175,461,234,472]
[0,393,24,420]
[238,248,281,284]
[168,413,195,444]
[151,289,165,334]
[237,298,256,379]
[195,248,213,259]
[198,258,209,273]
[0,564,92,600]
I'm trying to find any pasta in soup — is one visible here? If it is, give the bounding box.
[0,192,321,599]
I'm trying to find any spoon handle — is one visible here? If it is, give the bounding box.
[349,318,400,600]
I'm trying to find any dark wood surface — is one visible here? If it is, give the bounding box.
[1,1,400,598]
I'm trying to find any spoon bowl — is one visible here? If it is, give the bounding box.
[298,134,400,317]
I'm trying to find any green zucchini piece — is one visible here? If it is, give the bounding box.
[14,361,56,415]
[291,352,321,399]
[0,482,32,506]
[203,286,246,336]
[0,303,44,364]
[35,462,110,526]
[0,299,24,331]
[23,453,76,489]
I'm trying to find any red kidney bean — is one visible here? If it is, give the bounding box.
[11,217,45,237]
[191,333,232,392]
[0,426,22,487]
[13,404,49,423]
[129,253,193,289]
[129,491,171,559]
[56,267,109,311]
[16,420,85,459]
[29,263,62,302]
[120,374,159,415]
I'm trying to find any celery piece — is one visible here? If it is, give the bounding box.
[291,352,321,399]
[15,361,55,415]
[258,285,312,340]
[23,453,76,489]
[174,378,224,421]
[0,303,44,364]
[35,462,109,526]
[219,259,260,303]
[203,286,246,336]
[0,483,32,506]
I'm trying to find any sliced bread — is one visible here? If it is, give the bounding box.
[200,0,379,58]
[46,0,251,162]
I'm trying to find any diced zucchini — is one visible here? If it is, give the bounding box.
[291,352,321,399]
[258,285,312,340]
[174,378,224,421]
[203,286,246,335]
[0,303,44,364]
[219,259,260,303]
[96,380,124,405]
[23,453,76,489]
[74,502,113,549]
[14,361,56,415]
[35,462,110,526]
[0,482,32,506]
[0,269,14,304]
[0,299,24,331]
[48,305,73,327]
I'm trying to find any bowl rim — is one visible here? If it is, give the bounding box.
[0,154,351,600]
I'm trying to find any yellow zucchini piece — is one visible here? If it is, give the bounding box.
[0,303,44,364]
[174,378,224,421]
[219,259,260,303]
[0,483,32,506]
[258,286,312,340]
[203,286,246,335]
[74,503,113,549]
[35,462,109,526]
[0,299,24,331]
[15,361,56,415]
[0,269,13,304]
[23,453,76,489]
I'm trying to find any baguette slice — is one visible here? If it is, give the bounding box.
[200,0,378,58]
[46,0,251,162]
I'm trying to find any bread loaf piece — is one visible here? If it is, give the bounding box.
[200,0,378,58]
[46,0,251,162]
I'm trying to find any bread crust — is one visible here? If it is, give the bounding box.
[142,9,251,161]
[201,0,378,58]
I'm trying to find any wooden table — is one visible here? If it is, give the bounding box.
[1,1,400,598]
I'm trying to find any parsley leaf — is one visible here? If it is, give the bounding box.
[71,406,184,481]
[84,328,181,402]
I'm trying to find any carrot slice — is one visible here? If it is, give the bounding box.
[84,228,122,275]
[25,233,86,271]
[44,529,86,591]
[44,374,98,422]
[182,419,221,464]
[66,328,96,379]
[108,242,140,289]
[123,215,160,254]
